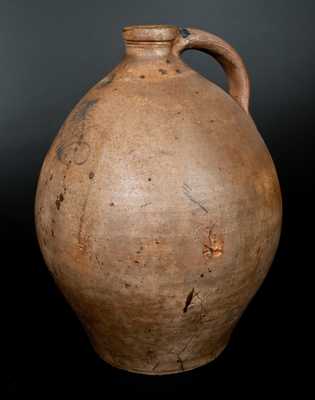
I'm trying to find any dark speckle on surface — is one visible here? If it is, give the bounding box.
[148,178,152,182]
[89,171,95,179]
[158,68,167,75]
[140,75,145,79]
[55,193,64,210]
[179,27,191,38]
[176,69,181,74]
[110,202,115,207]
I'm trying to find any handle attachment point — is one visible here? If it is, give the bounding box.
[172,28,250,113]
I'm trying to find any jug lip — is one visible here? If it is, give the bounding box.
[123,24,178,42]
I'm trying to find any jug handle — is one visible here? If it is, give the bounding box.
[172,28,250,113]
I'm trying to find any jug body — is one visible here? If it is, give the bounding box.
[35,25,282,374]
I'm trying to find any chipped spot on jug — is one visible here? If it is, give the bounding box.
[203,227,224,259]
[209,233,224,257]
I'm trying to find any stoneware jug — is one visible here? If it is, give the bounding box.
[35,25,282,374]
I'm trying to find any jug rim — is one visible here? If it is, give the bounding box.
[123,24,178,42]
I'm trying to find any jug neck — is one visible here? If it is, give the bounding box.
[123,25,178,60]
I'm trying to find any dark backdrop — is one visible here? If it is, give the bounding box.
[2,0,313,395]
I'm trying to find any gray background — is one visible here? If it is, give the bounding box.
[2,0,312,395]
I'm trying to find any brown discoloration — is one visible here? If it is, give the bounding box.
[35,24,282,376]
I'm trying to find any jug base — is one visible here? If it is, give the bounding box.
[97,342,228,375]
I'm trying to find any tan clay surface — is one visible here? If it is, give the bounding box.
[35,25,282,374]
